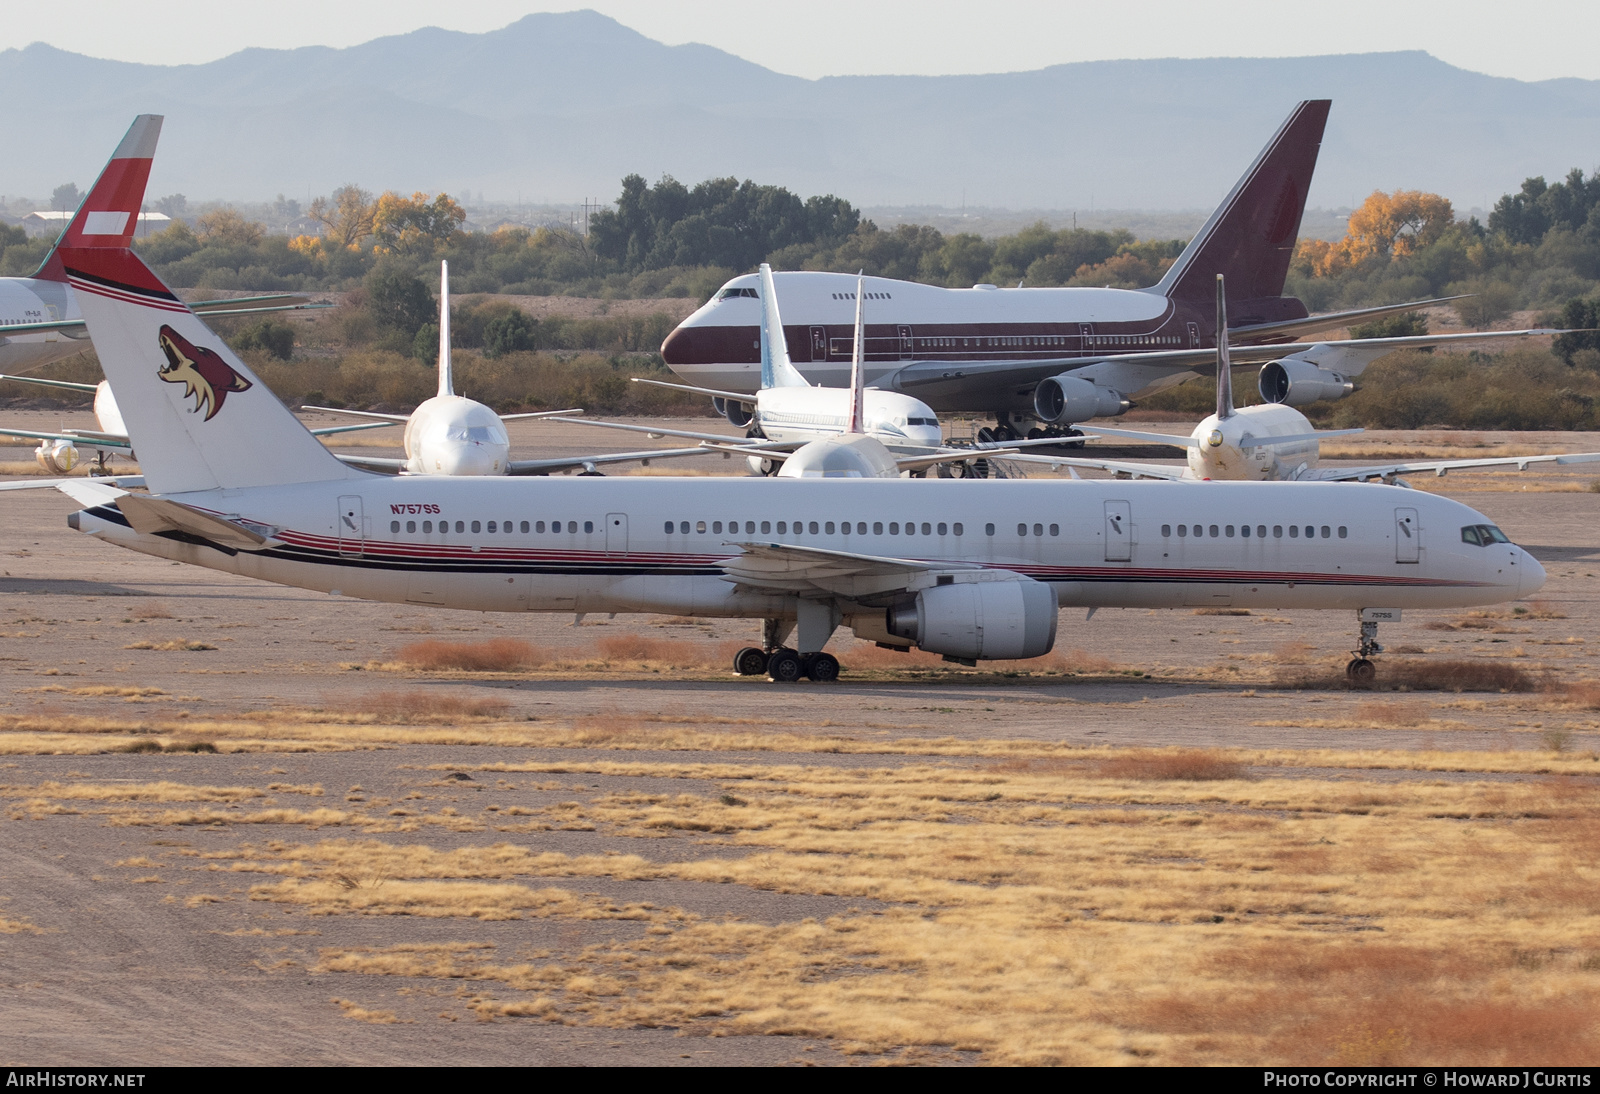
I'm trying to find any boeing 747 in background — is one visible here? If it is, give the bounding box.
[658,100,1534,443]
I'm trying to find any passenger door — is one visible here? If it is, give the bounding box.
[898,325,914,358]
[809,326,828,362]
[1104,500,1132,561]
[1395,508,1420,563]
[605,512,628,554]
[336,496,364,558]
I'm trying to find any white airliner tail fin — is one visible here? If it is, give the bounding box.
[437,260,454,398]
[758,263,809,389]
[40,120,361,495]
[847,271,866,433]
[1215,274,1235,421]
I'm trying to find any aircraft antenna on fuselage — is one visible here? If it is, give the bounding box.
[1215,274,1234,421]
[847,271,865,434]
[437,260,453,399]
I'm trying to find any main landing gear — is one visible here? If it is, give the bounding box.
[732,617,842,682]
[731,646,841,683]
[976,416,1083,446]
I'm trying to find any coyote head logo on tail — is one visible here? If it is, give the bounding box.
[157,325,251,421]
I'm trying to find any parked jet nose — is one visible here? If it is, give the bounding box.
[1517,547,1547,598]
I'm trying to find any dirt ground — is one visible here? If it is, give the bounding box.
[2,425,1600,1065]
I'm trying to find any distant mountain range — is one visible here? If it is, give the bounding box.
[5,10,1598,212]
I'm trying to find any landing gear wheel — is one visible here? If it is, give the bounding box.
[803,652,841,682]
[733,647,769,676]
[976,427,997,445]
[996,424,1019,442]
[1346,658,1376,685]
[766,649,803,683]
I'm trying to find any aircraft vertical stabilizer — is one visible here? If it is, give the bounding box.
[847,271,866,434]
[437,260,454,398]
[758,263,810,389]
[1149,100,1330,313]
[1215,275,1235,421]
[44,120,360,495]
[34,115,163,283]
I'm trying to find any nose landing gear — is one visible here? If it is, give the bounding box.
[1346,610,1399,685]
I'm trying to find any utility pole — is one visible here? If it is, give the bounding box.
[581,197,604,237]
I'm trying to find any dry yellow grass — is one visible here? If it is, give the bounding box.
[203,746,1600,1065]
[332,998,407,1024]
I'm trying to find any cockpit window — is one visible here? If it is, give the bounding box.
[716,287,759,300]
[1461,524,1511,546]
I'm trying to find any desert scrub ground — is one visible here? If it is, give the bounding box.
[4,703,1600,1066]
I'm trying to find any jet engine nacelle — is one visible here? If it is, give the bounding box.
[1258,359,1355,407]
[1033,375,1128,425]
[712,396,754,428]
[883,576,1058,661]
[35,439,78,474]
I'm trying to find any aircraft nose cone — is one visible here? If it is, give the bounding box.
[1518,549,1547,598]
[660,326,691,365]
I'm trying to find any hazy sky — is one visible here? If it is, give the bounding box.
[9,1,1600,83]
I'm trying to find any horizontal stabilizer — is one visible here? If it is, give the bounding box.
[115,494,278,549]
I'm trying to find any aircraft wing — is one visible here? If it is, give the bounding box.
[0,318,89,337]
[719,540,990,599]
[307,421,396,438]
[1308,451,1600,482]
[1074,425,1198,448]
[332,454,407,473]
[0,426,131,450]
[0,373,99,393]
[500,408,583,422]
[1228,297,1469,344]
[186,293,314,314]
[0,297,325,340]
[1000,452,1189,480]
[878,326,1567,402]
[300,405,411,423]
[506,446,713,475]
[631,376,752,401]
[557,416,802,449]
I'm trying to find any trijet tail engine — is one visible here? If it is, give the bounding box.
[1033,376,1129,426]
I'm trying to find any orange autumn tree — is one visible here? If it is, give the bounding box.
[1295,189,1455,276]
[373,191,467,255]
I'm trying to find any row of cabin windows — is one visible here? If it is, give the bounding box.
[1161,523,1348,540]
[830,291,891,300]
[668,519,965,537]
[662,521,1067,538]
[849,333,1183,351]
[390,519,594,535]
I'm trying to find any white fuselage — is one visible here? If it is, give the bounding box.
[0,277,90,371]
[68,477,1541,634]
[401,395,512,476]
[1188,403,1321,481]
[756,385,942,449]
